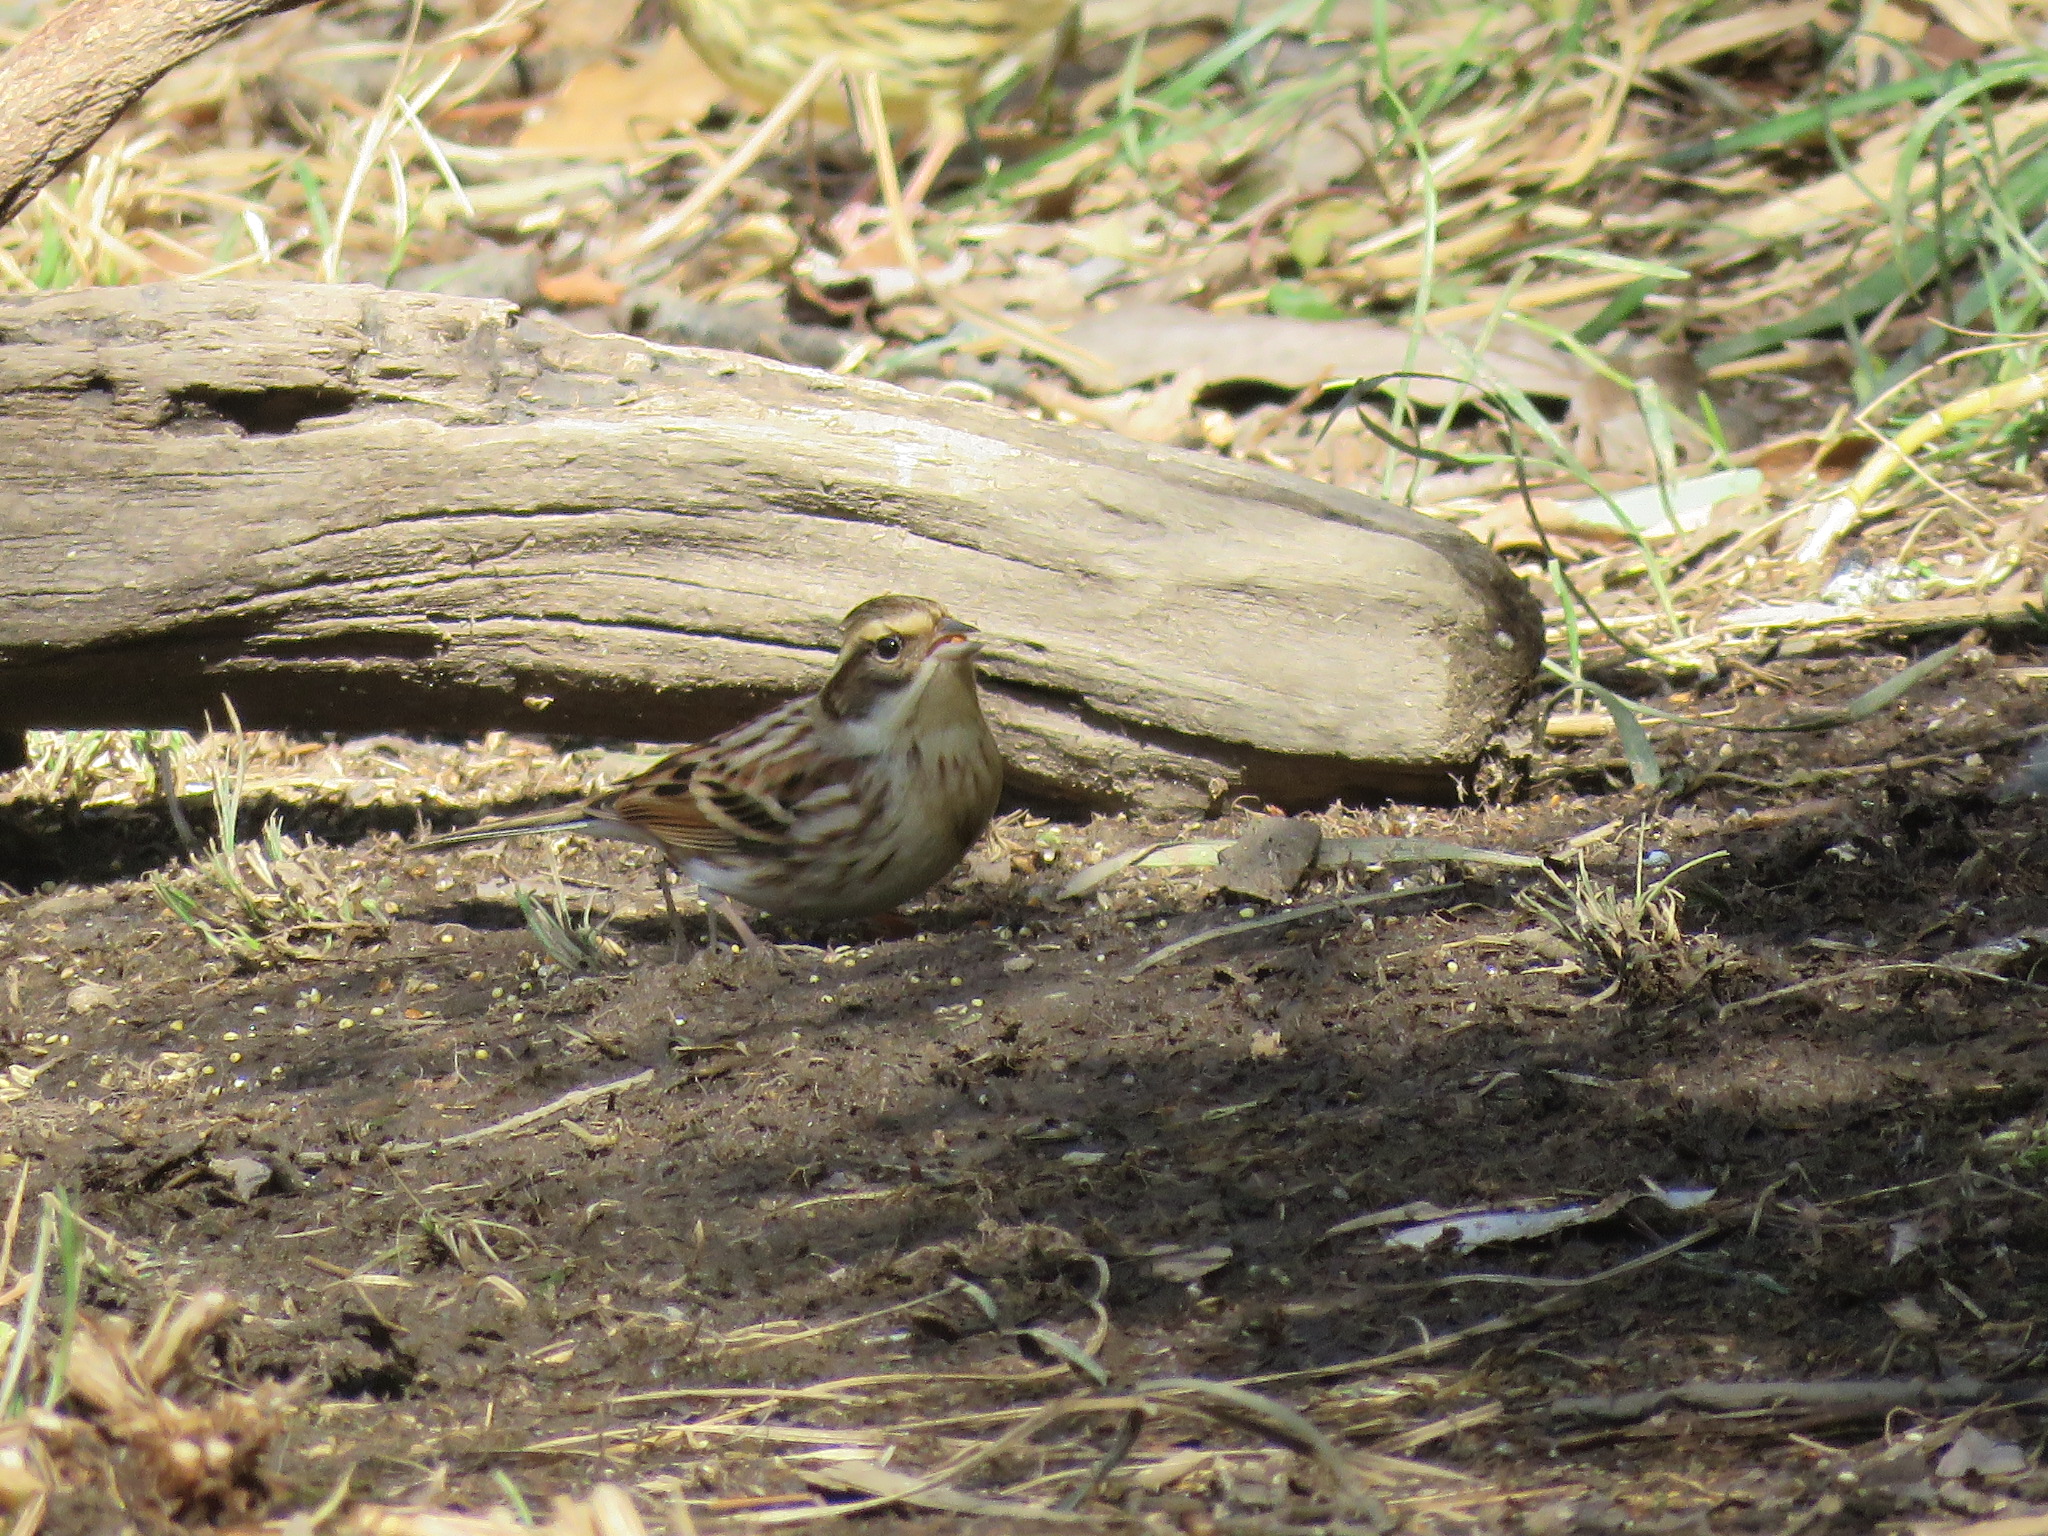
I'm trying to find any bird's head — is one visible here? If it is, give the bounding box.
[819,594,984,724]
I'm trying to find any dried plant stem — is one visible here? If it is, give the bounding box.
[0,1198,55,1413]
[383,1069,655,1155]
[1234,1228,1718,1389]
[0,1163,30,1294]
[609,52,842,268]
[849,69,920,278]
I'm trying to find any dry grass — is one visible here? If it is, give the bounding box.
[1514,845,1730,1005]
[6,0,2048,1525]
[0,1182,1975,1534]
[0,1251,658,1535]
[0,1210,1540,1533]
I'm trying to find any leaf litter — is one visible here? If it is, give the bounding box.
[8,700,2048,1529]
[7,0,2048,1523]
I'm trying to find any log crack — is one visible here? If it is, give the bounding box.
[0,281,1546,811]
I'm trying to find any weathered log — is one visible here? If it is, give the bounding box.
[0,0,322,227]
[0,281,1543,812]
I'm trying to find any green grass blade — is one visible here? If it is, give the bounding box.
[965,0,1328,202]
[1699,146,2048,367]
[1660,63,1974,168]
[1544,661,1663,789]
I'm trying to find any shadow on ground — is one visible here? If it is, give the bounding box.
[4,671,2048,1527]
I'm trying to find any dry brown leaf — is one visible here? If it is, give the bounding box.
[1742,431,1881,486]
[529,0,642,53]
[1716,99,2048,242]
[1928,0,2016,43]
[949,259,1098,319]
[1644,0,1835,70]
[1115,370,1207,444]
[1052,303,1583,400]
[1267,95,1374,195]
[65,979,117,1013]
[536,266,626,307]
[1145,1243,1235,1283]
[1854,0,1929,86]
[513,29,730,154]
[1917,19,1989,59]
[1455,502,1632,558]
[1213,815,1321,900]
[1882,1295,1941,1333]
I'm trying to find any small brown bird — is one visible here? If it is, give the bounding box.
[420,596,1004,947]
[668,0,1072,207]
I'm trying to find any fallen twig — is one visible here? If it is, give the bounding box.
[1710,592,2043,639]
[0,0,323,225]
[382,1069,654,1155]
[1235,1228,1717,1388]
[1126,883,1463,977]
[1719,961,2045,1019]
[1550,1374,2048,1424]
[795,1460,1095,1522]
[1696,721,2048,792]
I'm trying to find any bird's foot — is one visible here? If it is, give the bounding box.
[656,873,783,967]
[826,200,887,255]
[704,895,762,951]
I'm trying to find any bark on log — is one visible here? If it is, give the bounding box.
[0,0,321,226]
[0,281,1544,812]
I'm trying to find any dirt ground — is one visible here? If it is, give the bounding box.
[4,640,2048,1533]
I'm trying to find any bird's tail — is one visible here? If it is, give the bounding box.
[417,805,609,850]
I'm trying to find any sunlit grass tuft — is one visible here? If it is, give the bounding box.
[151,728,389,967]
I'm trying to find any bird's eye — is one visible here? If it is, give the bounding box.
[873,635,904,661]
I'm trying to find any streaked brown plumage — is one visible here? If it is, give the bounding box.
[419,596,1004,937]
[669,0,1071,190]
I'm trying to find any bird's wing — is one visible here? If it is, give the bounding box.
[593,750,743,857]
[595,708,815,856]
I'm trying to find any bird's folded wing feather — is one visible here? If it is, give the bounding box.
[597,749,800,853]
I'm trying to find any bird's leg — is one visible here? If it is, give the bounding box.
[608,52,842,269]
[656,864,689,961]
[1028,7,1082,139]
[848,70,924,279]
[801,110,830,238]
[898,110,965,214]
[707,895,770,953]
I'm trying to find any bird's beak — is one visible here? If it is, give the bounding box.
[932,616,983,656]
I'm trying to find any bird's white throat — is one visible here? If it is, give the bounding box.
[838,653,987,759]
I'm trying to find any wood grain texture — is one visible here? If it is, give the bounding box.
[0,0,320,226]
[0,281,1544,811]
